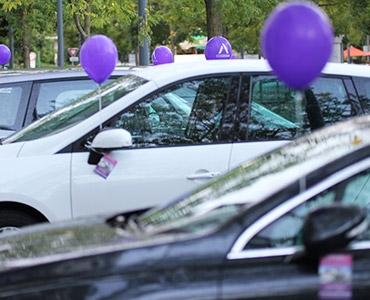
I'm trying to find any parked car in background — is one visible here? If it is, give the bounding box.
[0,67,133,138]
[0,115,369,299]
[0,59,370,231]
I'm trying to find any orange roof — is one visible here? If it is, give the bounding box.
[344,46,369,57]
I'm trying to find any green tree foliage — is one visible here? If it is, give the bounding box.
[65,0,161,63]
[66,0,138,42]
[149,0,205,53]
[222,0,282,54]
[0,0,55,68]
[1,0,369,67]
[344,0,370,45]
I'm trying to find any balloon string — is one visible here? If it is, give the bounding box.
[98,83,102,130]
[295,90,304,128]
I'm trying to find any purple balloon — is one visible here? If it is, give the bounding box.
[80,35,118,84]
[152,46,173,65]
[205,36,232,60]
[231,54,237,59]
[0,45,11,66]
[261,2,333,89]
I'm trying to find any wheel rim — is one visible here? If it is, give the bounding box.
[0,226,20,233]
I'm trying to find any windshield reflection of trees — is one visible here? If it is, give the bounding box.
[138,122,359,232]
[116,77,231,148]
[0,224,118,260]
[247,76,354,141]
[4,75,147,144]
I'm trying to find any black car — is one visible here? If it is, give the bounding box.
[0,67,133,138]
[0,115,369,299]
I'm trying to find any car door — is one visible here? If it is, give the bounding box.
[230,74,360,169]
[221,156,370,299]
[70,75,240,218]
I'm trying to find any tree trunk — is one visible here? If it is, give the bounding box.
[68,0,91,43]
[169,23,177,56]
[83,0,91,40]
[20,8,30,68]
[22,31,30,68]
[204,0,223,39]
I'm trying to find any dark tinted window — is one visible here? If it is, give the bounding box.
[343,78,362,115]
[245,168,370,249]
[108,76,236,148]
[353,76,370,113]
[246,76,353,141]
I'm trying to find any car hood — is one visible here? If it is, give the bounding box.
[0,141,24,158]
[0,215,172,272]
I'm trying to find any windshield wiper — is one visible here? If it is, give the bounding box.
[0,125,13,131]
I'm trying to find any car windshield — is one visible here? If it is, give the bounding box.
[2,74,148,144]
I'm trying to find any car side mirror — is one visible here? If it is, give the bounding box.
[302,204,367,256]
[88,128,132,165]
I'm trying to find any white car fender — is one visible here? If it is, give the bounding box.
[0,152,72,222]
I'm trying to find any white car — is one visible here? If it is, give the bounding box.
[0,68,132,139]
[0,59,369,231]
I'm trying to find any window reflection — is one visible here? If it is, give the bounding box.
[34,80,105,120]
[247,76,353,141]
[353,77,370,114]
[0,86,23,127]
[110,77,233,148]
[245,169,370,249]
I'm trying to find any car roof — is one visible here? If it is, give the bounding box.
[133,59,370,88]
[0,66,137,83]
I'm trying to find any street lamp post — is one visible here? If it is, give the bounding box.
[347,44,351,64]
[57,0,64,67]
[138,0,149,66]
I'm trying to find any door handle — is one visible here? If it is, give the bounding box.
[187,171,221,180]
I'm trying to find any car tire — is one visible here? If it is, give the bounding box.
[0,210,39,233]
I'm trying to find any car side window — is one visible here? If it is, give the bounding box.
[33,80,106,120]
[0,86,24,127]
[107,76,235,148]
[247,76,353,141]
[0,82,31,129]
[245,168,370,249]
[353,76,370,114]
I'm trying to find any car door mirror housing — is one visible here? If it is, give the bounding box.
[88,128,132,165]
[91,128,132,149]
[302,204,367,256]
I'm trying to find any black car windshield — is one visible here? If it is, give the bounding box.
[2,74,148,144]
[135,154,287,234]
[136,118,370,235]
